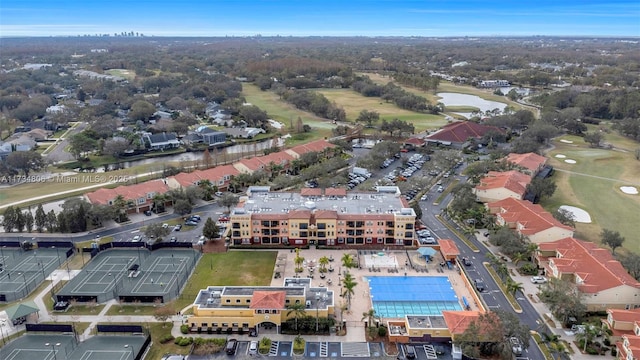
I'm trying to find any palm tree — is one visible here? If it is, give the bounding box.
[286,302,307,333]
[496,263,509,281]
[542,332,568,360]
[294,248,305,273]
[112,195,128,222]
[152,193,167,214]
[505,279,525,296]
[342,273,358,309]
[341,253,355,269]
[361,308,380,328]
[525,242,539,262]
[512,252,527,266]
[318,256,329,273]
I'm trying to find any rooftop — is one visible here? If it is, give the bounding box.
[232,187,415,218]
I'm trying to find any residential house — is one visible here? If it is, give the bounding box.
[505,152,547,176]
[188,280,334,334]
[477,80,510,88]
[425,121,503,147]
[617,329,640,360]
[142,132,180,151]
[403,137,426,150]
[535,237,640,311]
[602,308,640,343]
[231,150,294,175]
[474,170,532,203]
[233,157,266,174]
[285,139,337,159]
[196,127,227,146]
[222,127,265,139]
[229,186,416,247]
[486,198,574,243]
[7,134,36,151]
[167,164,239,191]
[85,179,170,214]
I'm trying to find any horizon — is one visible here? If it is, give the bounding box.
[1,0,639,38]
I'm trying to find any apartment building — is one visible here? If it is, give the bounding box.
[229,186,416,247]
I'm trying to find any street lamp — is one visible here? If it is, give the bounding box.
[45,342,61,360]
[315,293,320,332]
[124,344,135,359]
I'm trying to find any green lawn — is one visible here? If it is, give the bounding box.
[316,88,447,132]
[242,84,333,144]
[543,129,640,253]
[105,69,136,81]
[172,251,277,310]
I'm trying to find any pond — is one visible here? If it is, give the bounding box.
[436,92,508,119]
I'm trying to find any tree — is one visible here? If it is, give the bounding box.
[24,211,34,232]
[341,253,355,269]
[102,138,131,158]
[69,133,97,159]
[153,304,175,325]
[584,131,604,147]
[525,178,557,203]
[145,223,171,240]
[620,253,640,280]
[198,179,214,200]
[14,207,25,232]
[286,302,307,333]
[355,110,380,128]
[202,217,220,240]
[2,206,18,232]
[553,208,576,227]
[5,151,45,176]
[45,210,57,233]
[539,278,587,326]
[129,100,155,121]
[361,308,380,328]
[318,256,329,273]
[112,195,128,223]
[174,199,193,215]
[601,228,625,255]
[35,204,46,232]
[219,193,239,213]
[341,272,357,309]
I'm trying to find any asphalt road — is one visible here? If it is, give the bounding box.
[419,164,545,360]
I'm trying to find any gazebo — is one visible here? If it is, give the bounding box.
[417,247,437,261]
[5,300,39,325]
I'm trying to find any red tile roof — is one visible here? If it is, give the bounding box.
[300,188,322,196]
[314,210,338,219]
[442,311,482,335]
[506,152,546,173]
[324,188,346,197]
[236,157,265,172]
[538,237,640,293]
[476,170,531,196]
[404,137,425,146]
[288,139,336,157]
[250,290,286,309]
[608,308,640,323]
[618,336,640,360]
[487,198,573,236]
[86,179,169,205]
[438,239,460,257]
[258,151,295,166]
[169,165,239,188]
[426,121,503,143]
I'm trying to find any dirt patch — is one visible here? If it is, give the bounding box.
[201,240,228,253]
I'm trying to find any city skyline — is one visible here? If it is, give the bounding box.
[1,0,639,38]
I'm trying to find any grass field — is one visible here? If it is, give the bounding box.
[242,84,333,145]
[543,128,640,253]
[316,88,447,132]
[105,69,136,81]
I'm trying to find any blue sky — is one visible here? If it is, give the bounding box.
[1,0,639,37]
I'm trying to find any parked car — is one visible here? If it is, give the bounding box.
[462,257,471,266]
[162,223,169,229]
[531,276,547,284]
[248,340,259,355]
[143,210,152,216]
[225,339,238,355]
[404,345,416,359]
[173,224,182,232]
[132,235,142,242]
[170,236,177,243]
[185,220,198,226]
[510,337,523,355]
[218,215,230,222]
[214,191,224,197]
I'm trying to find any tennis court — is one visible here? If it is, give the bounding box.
[55,248,200,303]
[0,334,145,360]
[0,248,68,302]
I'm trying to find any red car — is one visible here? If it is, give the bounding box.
[415,220,427,230]
[218,215,230,222]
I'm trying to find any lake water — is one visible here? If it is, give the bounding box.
[436,92,508,119]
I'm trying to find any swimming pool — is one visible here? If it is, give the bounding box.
[367,276,461,318]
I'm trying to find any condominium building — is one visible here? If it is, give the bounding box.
[229,186,417,247]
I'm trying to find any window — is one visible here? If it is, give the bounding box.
[138,198,145,205]
[226,299,231,303]
[236,299,241,303]
[317,223,326,229]
[299,223,308,230]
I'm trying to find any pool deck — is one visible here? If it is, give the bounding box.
[270,248,480,340]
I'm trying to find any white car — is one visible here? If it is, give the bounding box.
[248,340,258,355]
[132,235,141,242]
[531,276,547,284]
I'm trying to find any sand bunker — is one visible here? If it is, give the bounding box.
[620,186,639,195]
[555,154,567,158]
[564,159,577,164]
[559,205,592,223]
[560,139,574,144]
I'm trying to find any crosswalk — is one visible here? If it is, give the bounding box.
[423,344,437,359]
[319,341,328,357]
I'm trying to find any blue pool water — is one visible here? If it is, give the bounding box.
[367,276,461,318]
